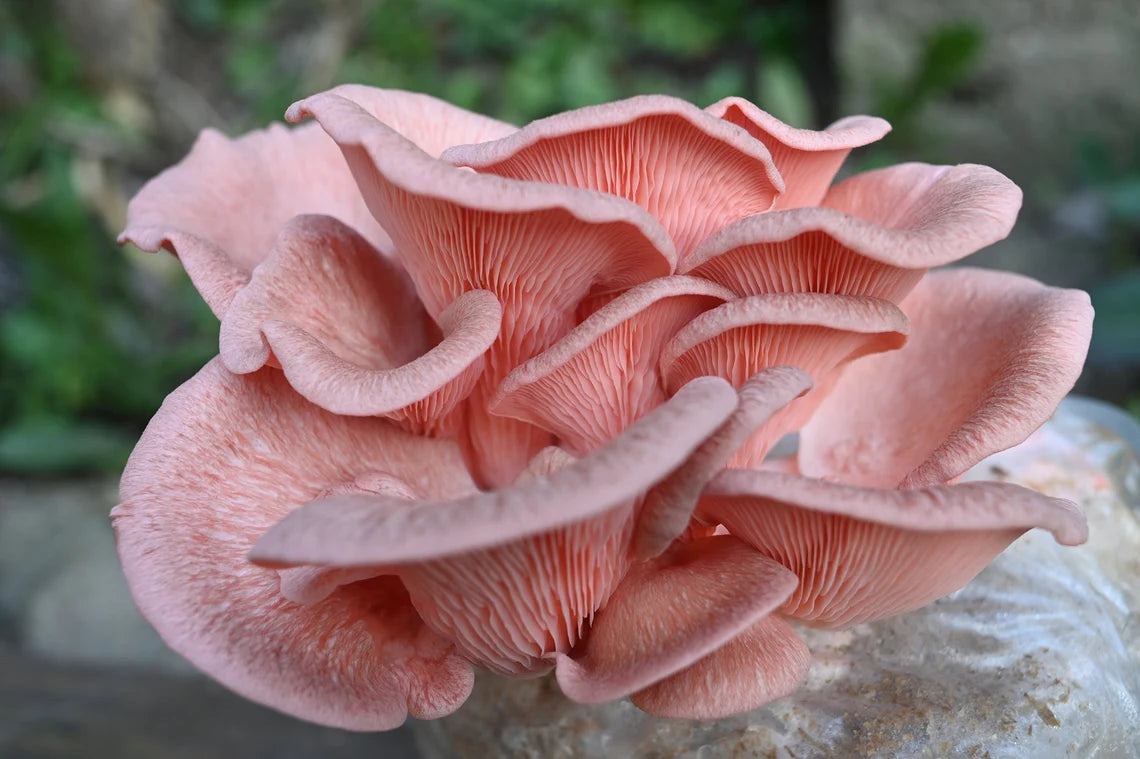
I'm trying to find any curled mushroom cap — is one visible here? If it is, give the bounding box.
[443,95,785,259]
[629,615,811,719]
[554,535,802,704]
[705,96,890,209]
[114,85,1094,730]
[659,293,909,466]
[119,88,513,317]
[114,361,478,730]
[251,376,740,567]
[698,469,1087,628]
[681,163,1022,304]
[798,268,1094,488]
[216,215,501,434]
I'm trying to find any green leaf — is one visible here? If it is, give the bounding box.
[912,23,984,99]
[756,57,812,127]
[876,21,985,128]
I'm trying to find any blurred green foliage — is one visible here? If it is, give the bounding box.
[1,0,822,475]
[1078,139,1140,366]
[0,3,219,474]
[875,23,983,131]
[859,22,986,167]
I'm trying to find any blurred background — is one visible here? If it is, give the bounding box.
[0,0,1137,755]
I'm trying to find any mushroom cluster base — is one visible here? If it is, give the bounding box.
[411,399,1140,759]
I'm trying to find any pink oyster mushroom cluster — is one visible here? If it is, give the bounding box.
[114,86,1095,729]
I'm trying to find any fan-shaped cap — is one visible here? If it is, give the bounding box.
[313,84,516,158]
[269,455,635,678]
[706,96,890,209]
[823,162,1021,234]
[443,95,784,258]
[250,377,739,676]
[660,294,908,391]
[491,276,733,453]
[554,535,799,703]
[286,444,621,677]
[630,615,810,719]
[398,503,635,676]
[799,268,1095,488]
[287,90,676,320]
[681,163,1022,304]
[699,469,1087,628]
[660,293,908,466]
[120,87,510,318]
[249,376,739,567]
[114,359,477,729]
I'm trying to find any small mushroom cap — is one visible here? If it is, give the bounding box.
[706,96,890,209]
[630,615,810,719]
[491,275,733,452]
[444,94,785,258]
[699,469,1088,628]
[660,293,908,466]
[555,535,799,704]
[681,163,1022,304]
[799,267,1095,488]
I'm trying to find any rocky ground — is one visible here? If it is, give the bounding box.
[0,478,419,758]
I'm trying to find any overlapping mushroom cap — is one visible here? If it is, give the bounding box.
[114,86,1094,729]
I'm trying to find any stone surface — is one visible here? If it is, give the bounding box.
[0,648,418,758]
[0,477,421,757]
[836,0,1140,292]
[413,400,1140,758]
[0,478,188,672]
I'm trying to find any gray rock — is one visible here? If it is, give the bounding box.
[0,478,187,672]
[0,649,418,758]
[413,401,1140,758]
[0,478,422,757]
[23,542,187,671]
